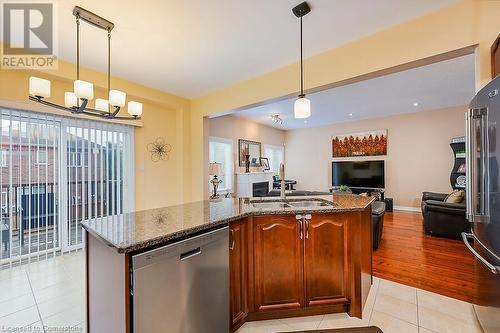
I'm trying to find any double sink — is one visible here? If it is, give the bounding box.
[251,199,333,209]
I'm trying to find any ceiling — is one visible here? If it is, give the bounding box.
[16,0,460,98]
[231,54,476,130]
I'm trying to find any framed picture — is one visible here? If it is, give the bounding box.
[259,157,270,171]
[238,139,262,167]
[332,130,387,157]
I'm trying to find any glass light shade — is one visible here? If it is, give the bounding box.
[95,98,109,112]
[294,96,311,119]
[29,77,51,98]
[127,101,143,117]
[64,92,78,108]
[74,80,94,100]
[109,90,126,107]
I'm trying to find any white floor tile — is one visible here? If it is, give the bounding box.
[0,305,41,328]
[374,293,418,325]
[418,305,482,333]
[236,319,294,333]
[417,289,476,324]
[318,312,368,329]
[279,314,324,330]
[378,279,417,304]
[370,310,418,333]
[0,292,36,318]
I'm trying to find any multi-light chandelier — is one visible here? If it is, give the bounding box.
[292,2,311,119]
[28,6,142,120]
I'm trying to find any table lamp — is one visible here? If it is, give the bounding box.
[209,162,223,199]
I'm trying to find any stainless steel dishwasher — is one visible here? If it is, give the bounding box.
[132,227,229,333]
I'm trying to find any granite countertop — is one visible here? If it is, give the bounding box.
[80,194,375,254]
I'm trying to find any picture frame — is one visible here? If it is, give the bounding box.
[238,139,262,167]
[259,157,270,171]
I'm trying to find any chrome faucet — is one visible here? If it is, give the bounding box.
[279,163,286,200]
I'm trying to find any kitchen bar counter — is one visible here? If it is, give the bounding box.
[81,194,374,254]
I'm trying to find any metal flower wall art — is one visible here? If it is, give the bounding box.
[147,137,172,162]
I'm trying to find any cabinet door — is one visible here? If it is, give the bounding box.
[253,215,304,312]
[304,214,348,307]
[230,220,248,329]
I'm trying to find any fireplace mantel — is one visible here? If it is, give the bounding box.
[236,171,274,197]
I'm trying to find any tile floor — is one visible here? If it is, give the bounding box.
[0,252,483,333]
[0,251,85,332]
[236,277,483,333]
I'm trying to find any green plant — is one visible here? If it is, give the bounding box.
[338,185,350,192]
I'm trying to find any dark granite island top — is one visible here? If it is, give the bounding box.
[81,194,375,254]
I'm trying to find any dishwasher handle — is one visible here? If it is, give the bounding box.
[180,247,202,261]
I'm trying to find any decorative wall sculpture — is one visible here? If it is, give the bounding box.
[147,137,172,162]
[332,130,387,157]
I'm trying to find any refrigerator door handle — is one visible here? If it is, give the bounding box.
[462,232,500,274]
[466,108,490,223]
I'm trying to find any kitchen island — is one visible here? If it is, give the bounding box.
[81,194,374,333]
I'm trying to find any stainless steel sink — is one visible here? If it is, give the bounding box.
[252,202,290,209]
[288,200,332,208]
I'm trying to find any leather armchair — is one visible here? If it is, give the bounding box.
[421,191,470,240]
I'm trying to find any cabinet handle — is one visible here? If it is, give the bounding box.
[229,229,235,251]
[306,220,309,239]
[298,219,303,239]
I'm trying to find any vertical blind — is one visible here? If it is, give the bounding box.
[0,108,134,268]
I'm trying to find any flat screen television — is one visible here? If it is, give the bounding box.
[332,160,385,189]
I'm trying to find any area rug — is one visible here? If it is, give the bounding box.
[278,326,383,333]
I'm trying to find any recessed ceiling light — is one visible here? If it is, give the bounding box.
[413,102,419,107]
[348,113,353,117]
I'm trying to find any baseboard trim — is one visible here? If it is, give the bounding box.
[393,205,420,212]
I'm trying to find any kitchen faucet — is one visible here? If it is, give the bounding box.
[279,163,286,200]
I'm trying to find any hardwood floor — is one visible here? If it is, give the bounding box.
[373,210,475,303]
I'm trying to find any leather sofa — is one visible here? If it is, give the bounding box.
[421,191,470,240]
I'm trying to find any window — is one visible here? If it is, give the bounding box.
[0,108,134,262]
[36,150,48,165]
[209,137,234,192]
[0,150,6,167]
[264,144,285,175]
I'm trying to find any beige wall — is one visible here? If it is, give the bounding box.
[207,115,285,194]
[285,106,466,208]
[0,60,191,211]
[190,0,500,202]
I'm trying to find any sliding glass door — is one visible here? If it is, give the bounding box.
[0,108,134,266]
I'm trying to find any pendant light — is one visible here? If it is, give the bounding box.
[293,2,311,119]
[28,6,142,120]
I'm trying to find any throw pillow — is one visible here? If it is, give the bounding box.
[444,190,465,203]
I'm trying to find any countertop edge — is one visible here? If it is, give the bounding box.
[81,202,374,254]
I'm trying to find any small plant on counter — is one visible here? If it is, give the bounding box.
[338,185,351,193]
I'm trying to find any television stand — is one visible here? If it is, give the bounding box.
[331,187,385,201]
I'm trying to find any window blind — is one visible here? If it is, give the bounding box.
[0,108,134,268]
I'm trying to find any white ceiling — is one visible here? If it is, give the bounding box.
[16,0,460,98]
[231,54,476,130]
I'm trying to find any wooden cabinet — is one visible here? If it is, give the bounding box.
[492,34,500,79]
[231,210,372,325]
[304,214,348,307]
[253,215,304,312]
[229,219,248,330]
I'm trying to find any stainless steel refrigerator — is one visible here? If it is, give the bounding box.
[464,75,500,333]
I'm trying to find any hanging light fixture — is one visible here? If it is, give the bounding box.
[28,6,142,120]
[292,2,311,119]
[271,114,283,125]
